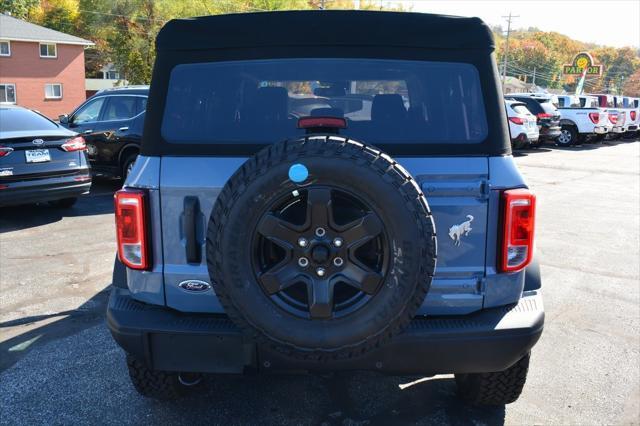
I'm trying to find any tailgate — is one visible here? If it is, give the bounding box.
[159,156,490,315]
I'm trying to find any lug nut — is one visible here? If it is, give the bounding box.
[298,237,308,248]
[315,227,326,237]
[333,237,343,247]
[298,257,309,268]
[316,267,326,277]
[333,257,344,267]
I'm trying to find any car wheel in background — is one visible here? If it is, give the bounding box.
[122,153,138,181]
[593,134,606,143]
[556,126,576,147]
[49,197,78,208]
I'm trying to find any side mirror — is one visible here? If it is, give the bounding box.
[58,114,69,124]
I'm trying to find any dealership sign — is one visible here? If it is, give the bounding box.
[563,52,602,76]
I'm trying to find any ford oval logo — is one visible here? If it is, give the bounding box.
[32,139,45,145]
[178,280,211,293]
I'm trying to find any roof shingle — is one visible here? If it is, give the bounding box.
[0,13,93,46]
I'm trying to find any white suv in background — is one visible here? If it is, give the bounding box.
[505,99,539,148]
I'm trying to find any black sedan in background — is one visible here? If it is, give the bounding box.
[0,106,91,208]
[59,86,148,180]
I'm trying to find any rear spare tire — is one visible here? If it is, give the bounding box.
[206,136,437,359]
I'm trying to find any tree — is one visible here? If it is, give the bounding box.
[623,69,640,96]
[0,0,40,19]
[40,0,80,34]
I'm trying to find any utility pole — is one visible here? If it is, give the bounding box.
[501,12,519,90]
[532,67,536,87]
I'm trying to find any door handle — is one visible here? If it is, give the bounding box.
[118,127,129,132]
[83,129,93,134]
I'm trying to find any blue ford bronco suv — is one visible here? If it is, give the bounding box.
[107,11,544,405]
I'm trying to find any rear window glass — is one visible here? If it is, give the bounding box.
[507,97,542,114]
[161,59,488,145]
[0,108,59,132]
[539,102,558,114]
[512,104,530,115]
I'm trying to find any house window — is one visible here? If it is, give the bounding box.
[45,83,63,99]
[0,84,16,103]
[39,43,57,58]
[105,71,120,80]
[0,41,10,56]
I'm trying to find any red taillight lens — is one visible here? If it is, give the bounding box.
[631,111,637,121]
[0,146,13,157]
[115,189,150,270]
[61,136,86,152]
[609,113,618,124]
[536,113,552,119]
[500,188,536,273]
[508,116,524,125]
[588,112,600,124]
[297,116,347,130]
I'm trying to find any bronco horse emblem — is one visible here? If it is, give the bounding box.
[449,215,474,246]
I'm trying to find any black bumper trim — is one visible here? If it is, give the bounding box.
[107,287,544,375]
[0,180,91,206]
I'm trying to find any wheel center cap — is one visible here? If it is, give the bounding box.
[311,244,330,264]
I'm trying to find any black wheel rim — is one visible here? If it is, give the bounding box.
[252,186,389,320]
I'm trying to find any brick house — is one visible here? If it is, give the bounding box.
[0,14,93,119]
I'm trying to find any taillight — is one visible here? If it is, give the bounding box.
[115,189,150,270]
[61,136,86,152]
[631,111,637,121]
[297,116,347,130]
[588,112,599,124]
[500,188,536,273]
[508,116,524,125]
[609,113,618,124]
[0,146,13,157]
[536,113,552,119]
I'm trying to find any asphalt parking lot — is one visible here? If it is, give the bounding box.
[1,139,638,425]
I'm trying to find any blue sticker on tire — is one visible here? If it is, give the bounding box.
[288,163,309,183]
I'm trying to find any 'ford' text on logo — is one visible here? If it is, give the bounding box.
[178,280,211,292]
[32,139,45,145]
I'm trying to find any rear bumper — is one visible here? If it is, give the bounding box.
[612,126,625,133]
[512,133,539,145]
[107,287,544,375]
[625,125,638,132]
[593,126,609,135]
[0,172,91,206]
[540,126,561,141]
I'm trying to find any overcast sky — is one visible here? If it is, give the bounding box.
[396,0,639,48]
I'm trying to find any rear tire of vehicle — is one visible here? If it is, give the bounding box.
[455,353,530,406]
[49,197,78,208]
[126,354,201,400]
[556,126,577,147]
[122,153,138,181]
[511,136,527,150]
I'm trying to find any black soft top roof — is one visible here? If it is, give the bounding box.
[156,10,494,52]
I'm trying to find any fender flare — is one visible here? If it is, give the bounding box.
[559,119,577,128]
[524,258,542,291]
[112,255,127,289]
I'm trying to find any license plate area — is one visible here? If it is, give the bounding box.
[25,149,51,163]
